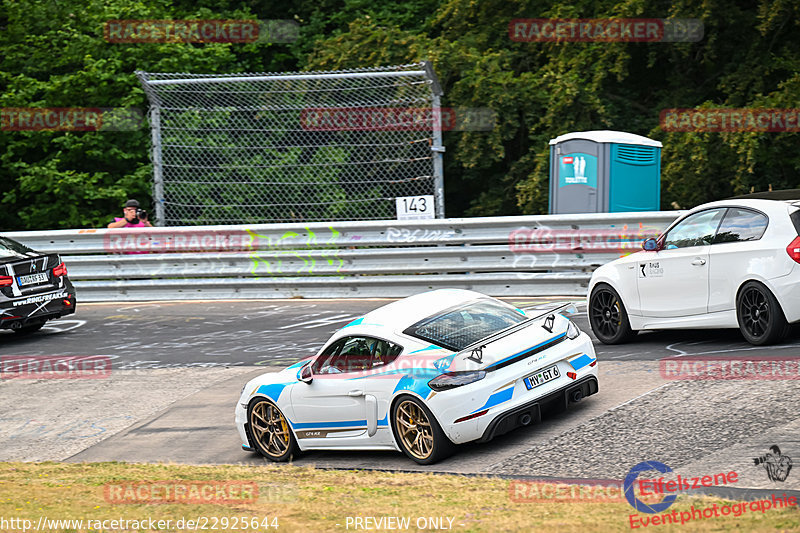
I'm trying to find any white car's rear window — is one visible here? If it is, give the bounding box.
[403,299,526,351]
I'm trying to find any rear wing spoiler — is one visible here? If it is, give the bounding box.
[456,302,578,357]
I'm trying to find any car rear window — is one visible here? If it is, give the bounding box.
[403,299,526,351]
[713,208,769,243]
[791,209,800,235]
[0,237,34,254]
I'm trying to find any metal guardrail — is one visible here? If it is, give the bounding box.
[4,212,682,301]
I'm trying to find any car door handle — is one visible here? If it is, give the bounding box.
[348,390,364,397]
[691,258,706,266]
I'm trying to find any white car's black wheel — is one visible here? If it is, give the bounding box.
[391,396,454,465]
[589,284,636,344]
[737,282,788,346]
[248,398,298,462]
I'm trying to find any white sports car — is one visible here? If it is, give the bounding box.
[588,198,800,346]
[235,289,598,464]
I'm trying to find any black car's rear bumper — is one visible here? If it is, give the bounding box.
[0,286,77,330]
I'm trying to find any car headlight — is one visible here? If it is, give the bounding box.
[566,320,580,340]
[428,370,486,391]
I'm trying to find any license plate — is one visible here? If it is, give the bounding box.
[523,364,560,390]
[18,272,48,286]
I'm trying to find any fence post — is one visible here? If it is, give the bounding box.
[150,107,165,227]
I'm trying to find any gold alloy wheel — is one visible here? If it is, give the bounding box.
[249,400,291,458]
[395,400,434,460]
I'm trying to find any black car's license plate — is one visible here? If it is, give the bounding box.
[523,364,560,390]
[18,272,48,286]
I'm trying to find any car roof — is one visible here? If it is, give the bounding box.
[728,189,800,201]
[357,289,489,333]
[687,198,798,216]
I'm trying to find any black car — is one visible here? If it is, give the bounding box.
[0,236,76,334]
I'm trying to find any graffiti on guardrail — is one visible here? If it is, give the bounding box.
[103,226,345,278]
[386,227,457,243]
[245,226,344,278]
[508,224,662,254]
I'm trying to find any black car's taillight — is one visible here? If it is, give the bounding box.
[0,275,13,287]
[53,262,67,277]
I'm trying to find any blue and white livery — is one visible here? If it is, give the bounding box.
[235,289,598,464]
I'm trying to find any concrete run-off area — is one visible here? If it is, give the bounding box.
[0,299,798,493]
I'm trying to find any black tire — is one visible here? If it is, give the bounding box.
[13,322,46,335]
[588,284,636,344]
[247,397,299,462]
[391,395,455,465]
[736,281,788,346]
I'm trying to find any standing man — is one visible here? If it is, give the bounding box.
[107,199,153,228]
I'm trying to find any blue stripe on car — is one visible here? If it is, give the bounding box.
[343,317,364,328]
[409,344,445,354]
[471,387,514,414]
[291,419,367,429]
[569,353,595,370]
[256,384,289,403]
[433,353,458,371]
[392,371,439,399]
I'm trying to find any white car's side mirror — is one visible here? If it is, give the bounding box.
[298,363,313,384]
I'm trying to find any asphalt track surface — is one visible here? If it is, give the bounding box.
[5,298,800,365]
[2,299,800,493]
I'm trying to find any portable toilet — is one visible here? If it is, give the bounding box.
[548,130,662,214]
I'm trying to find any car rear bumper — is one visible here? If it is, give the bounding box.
[429,332,598,445]
[0,287,76,330]
[478,375,598,442]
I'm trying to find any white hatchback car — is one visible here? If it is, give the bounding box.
[236,289,598,464]
[588,199,800,345]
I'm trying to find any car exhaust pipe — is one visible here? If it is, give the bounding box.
[570,390,583,403]
[519,413,532,426]
[9,321,22,330]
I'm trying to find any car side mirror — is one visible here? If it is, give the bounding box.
[642,238,660,251]
[298,363,313,384]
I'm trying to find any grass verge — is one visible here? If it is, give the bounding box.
[0,462,798,532]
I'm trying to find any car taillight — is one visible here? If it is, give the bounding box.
[0,276,12,287]
[53,262,67,277]
[787,237,800,264]
[428,370,486,391]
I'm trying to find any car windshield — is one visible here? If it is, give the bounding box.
[403,299,527,351]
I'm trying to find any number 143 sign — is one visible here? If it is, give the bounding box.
[395,195,435,220]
